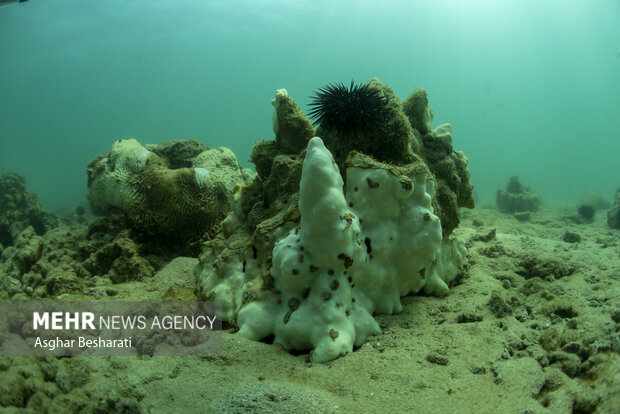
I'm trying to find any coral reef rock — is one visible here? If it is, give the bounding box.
[87,139,251,240]
[579,189,610,211]
[0,173,57,247]
[496,175,541,213]
[607,189,620,229]
[195,81,473,362]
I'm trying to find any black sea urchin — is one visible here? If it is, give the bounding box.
[307,80,391,137]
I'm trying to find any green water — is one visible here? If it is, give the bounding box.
[1,0,619,211]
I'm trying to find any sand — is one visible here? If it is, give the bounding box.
[0,205,618,413]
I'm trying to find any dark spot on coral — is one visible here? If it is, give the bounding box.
[457,313,483,323]
[302,288,310,299]
[309,265,319,272]
[346,310,350,317]
[292,269,299,275]
[364,237,372,254]
[354,186,359,192]
[349,202,354,207]
[366,177,379,189]
[328,269,335,275]
[337,253,354,269]
[284,297,300,324]
[419,268,426,279]
[299,255,304,263]
[242,260,246,273]
[323,292,332,301]
[252,245,257,259]
[288,297,300,310]
[330,329,339,341]
[348,276,353,283]
[553,305,578,319]
[423,213,431,222]
[352,297,356,303]
[331,280,340,290]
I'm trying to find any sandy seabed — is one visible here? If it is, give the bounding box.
[1,205,618,414]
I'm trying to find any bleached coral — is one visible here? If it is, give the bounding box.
[234,137,465,362]
[195,83,472,362]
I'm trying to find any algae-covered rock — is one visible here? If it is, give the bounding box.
[0,366,27,407]
[0,173,57,247]
[496,176,541,213]
[272,88,315,154]
[419,123,475,236]
[251,89,314,181]
[147,139,209,169]
[87,139,246,241]
[580,189,610,211]
[607,189,620,229]
[402,87,434,135]
[12,226,43,274]
[83,230,153,283]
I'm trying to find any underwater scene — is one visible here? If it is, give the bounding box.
[0,0,619,413]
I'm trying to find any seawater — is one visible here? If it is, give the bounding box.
[1,0,619,212]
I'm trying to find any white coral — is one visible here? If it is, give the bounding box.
[235,137,467,362]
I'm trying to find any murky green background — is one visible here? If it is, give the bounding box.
[1,0,618,211]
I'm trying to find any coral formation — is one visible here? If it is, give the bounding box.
[402,88,474,236]
[579,189,610,211]
[496,175,541,213]
[0,173,57,247]
[195,80,474,361]
[236,138,465,362]
[87,139,250,242]
[607,189,620,229]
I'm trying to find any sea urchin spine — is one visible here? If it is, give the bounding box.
[307,80,391,137]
